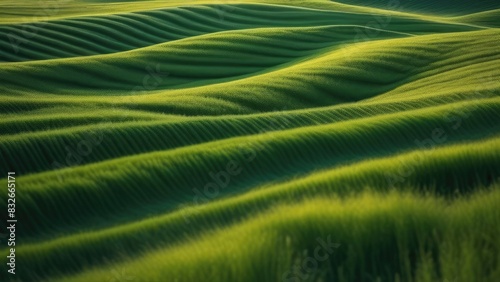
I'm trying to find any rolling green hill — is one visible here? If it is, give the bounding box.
[333,0,500,15]
[0,0,499,281]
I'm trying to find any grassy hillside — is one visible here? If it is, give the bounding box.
[0,0,499,281]
[333,0,500,15]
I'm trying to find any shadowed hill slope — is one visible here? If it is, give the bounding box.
[0,4,479,62]
[333,0,500,15]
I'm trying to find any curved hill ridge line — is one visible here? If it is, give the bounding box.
[1,85,495,141]
[6,128,498,245]
[0,3,476,63]
[371,58,500,101]
[7,100,500,243]
[0,4,375,61]
[11,100,500,186]
[0,25,418,96]
[0,24,414,66]
[0,1,463,25]
[332,0,500,15]
[1,29,495,113]
[2,96,497,179]
[53,185,500,282]
[10,136,500,282]
[452,9,500,28]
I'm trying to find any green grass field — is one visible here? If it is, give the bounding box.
[0,0,499,281]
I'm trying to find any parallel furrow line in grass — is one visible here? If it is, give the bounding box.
[6,136,499,282]
[0,4,479,62]
[1,96,497,175]
[54,187,500,282]
[2,100,499,240]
